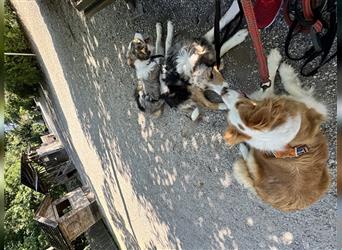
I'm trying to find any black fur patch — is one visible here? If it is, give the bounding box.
[162,85,191,107]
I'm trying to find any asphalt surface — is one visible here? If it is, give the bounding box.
[12,0,337,249]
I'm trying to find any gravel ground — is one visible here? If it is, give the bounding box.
[12,0,336,249]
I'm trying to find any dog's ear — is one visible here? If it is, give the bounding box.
[238,98,288,131]
[210,66,225,85]
[223,125,251,146]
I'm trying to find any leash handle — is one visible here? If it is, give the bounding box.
[240,0,270,87]
[214,0,221,69]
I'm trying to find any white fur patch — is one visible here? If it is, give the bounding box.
[160,79,169,94]
[204,0,241,43]
[134,33,144,41]
[279,63,327,117]
[191,107,200,121]
[239,143,249,160]
[218,103,228,110]
[244,115,301,151]
[134,59,157,79]
[165,21,174,56]
[176,49,198,77]
[220,29,248,57]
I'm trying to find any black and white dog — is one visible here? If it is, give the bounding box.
[162,0,248,119]
[127,0,247,119]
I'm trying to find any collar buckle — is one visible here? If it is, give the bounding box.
[270,145,309,159]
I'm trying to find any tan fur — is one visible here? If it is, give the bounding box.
[185,67,228,111]
[211,66,225,85]
[224,125,251,145]
[228,97,330,212]
[236,97,298,131]
[188,85,220,110]
[338,133,342,196]
[233,159,256,194]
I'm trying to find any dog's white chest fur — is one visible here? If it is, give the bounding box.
[176,48,199,78]
[134,60,157,80]
[228,105,302,151]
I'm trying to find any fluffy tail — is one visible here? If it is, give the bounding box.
[279,62,314,98]
[279,62,327,117]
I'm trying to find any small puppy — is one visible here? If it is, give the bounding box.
[163,0,247,117]
[221,49,330,212]
[127,22,172,115]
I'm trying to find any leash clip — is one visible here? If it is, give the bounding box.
[260,81,271,91]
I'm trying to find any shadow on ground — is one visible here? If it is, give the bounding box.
[34,0,337,249]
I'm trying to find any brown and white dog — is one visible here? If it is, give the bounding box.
[221,49,330,212]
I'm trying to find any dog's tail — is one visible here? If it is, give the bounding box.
[279,62,328,117]
[233,158,256,194]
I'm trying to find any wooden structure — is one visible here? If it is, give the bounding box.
[35,196,70,249]
[71,0,137,17]
[21,134,77,194]
[35,188,101,249]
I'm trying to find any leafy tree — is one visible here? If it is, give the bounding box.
[5,1,42,98]
[5,148,48,250]
[4,1,49,249]
[5,125,49,250]
[5,3,89,249]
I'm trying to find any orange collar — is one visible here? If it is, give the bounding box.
[267,145,309,159]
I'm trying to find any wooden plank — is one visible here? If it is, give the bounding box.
[58,206,96,242]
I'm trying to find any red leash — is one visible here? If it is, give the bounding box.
[240,0,271,89]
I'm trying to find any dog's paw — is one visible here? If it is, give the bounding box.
[156,22,162,36]
[152,109,163,117]
[232,159,248,184]
[267,49,282,67]
[167,20,174,32]
[233,29,249,43]
[218,103,228,110]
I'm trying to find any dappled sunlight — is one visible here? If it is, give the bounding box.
[14,0,336,249]
[211,225,234,250]
[268,234,280,244]
[150,167,177,187]
[138,113,154,141]
[220,171,232,188]
[191,136,199,150]
[246,217,254,226]
[269,246,279,250]
[280,232,294,245]
[267,231,294,247]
